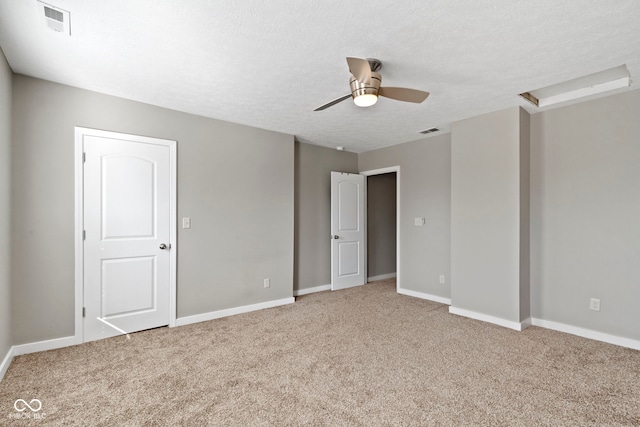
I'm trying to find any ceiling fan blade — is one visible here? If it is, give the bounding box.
[346,57,372,83]
[314,94,352,111]
[378,87,430,103]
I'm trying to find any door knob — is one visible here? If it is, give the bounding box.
[159,243,171,250]
[332,235,339,239]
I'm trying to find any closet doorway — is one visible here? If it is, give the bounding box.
[362,167,399,289]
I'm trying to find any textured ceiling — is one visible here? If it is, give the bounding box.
[1,1,639,153]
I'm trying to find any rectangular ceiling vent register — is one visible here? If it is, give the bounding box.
[37,1,71,35]
[418,127,440,135]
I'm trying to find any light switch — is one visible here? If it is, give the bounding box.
[414,217,425,226]
[182,217,191,229]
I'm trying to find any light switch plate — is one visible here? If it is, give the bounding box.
[182,217,191,229]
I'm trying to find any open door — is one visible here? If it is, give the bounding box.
[331,171,366,290]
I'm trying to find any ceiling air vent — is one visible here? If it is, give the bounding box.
[37,1,71,35]
[418,127,440,135]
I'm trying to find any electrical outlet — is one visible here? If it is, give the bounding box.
[414,217,425,226]
[589,298,600,311]
[264,278,270,288]
[439,275,445,284]
[182,217,191,229]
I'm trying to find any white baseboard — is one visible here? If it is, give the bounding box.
[294,285,331,297]
[367,273,397,282]
[0,346,14,382]
[13,336,77,356]
[2,335,77,381]
[398,287,451,305]
[449,306,530,331]
[176,297,295,327]
[531,318,640,350]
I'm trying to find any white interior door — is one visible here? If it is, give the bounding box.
[80,129,175,342]
[331,171,366,290]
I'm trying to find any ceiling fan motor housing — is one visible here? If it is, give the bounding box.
[349,71,381,99]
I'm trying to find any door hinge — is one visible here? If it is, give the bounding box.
[82,307,86,318]
[82,152,86,163]
[83,230,86,240]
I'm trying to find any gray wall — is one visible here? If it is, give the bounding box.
[450,107,528,323]
[519,108,531,320]
[530,89,640,340]
[5,68,639,352]
[11,75,294,344]
[0,50,11,361]
[359,135,451,299]
[367,173,396,278]
[294,142,358,291]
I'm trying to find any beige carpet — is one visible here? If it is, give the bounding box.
[1,279,639,426]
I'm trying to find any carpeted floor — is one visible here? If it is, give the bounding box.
[1,279,639,426]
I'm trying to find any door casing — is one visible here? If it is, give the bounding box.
[74,127,177,344]
[361,166,401,292]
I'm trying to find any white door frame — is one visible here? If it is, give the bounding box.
[74,127,177,344]
[360,166,401,292]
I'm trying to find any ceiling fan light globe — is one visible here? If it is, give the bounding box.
[353,94,378,107]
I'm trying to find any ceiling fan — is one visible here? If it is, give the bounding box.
[314,57,430,111]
